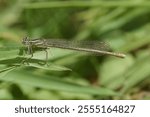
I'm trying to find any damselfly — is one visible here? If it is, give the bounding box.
[22,37,126,60]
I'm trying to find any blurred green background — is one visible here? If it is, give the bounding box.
[0,0,150,100]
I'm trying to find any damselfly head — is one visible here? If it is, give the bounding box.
[22,37,29,45]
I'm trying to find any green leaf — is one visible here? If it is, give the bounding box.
[0,70,118,96]
[99,55,134,89]
[25,63,72,71]
[0,66,17,78]
[121,55,150,93]
[0,49,20,60]
[23,1,150,9]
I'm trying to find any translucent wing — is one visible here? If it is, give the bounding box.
[43,39,110,51]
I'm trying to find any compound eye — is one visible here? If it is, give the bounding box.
[22,37,29,44]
